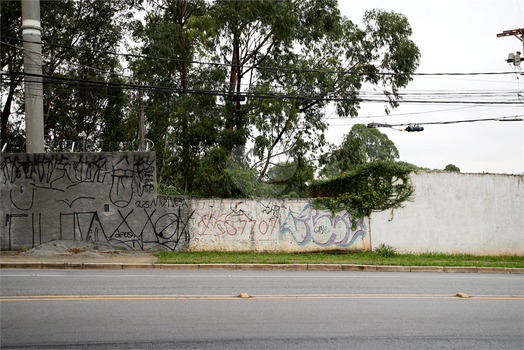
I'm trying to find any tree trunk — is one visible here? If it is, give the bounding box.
[1,74,19,143]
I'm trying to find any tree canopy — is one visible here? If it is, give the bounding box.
[1,0,420,198]
[444,164,460,172]
[1,0,137,152]
[320,123,400,179]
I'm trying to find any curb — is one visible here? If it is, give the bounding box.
[1,262,523,273]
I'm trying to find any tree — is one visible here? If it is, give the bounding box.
[320,123,399,179]
[349,124,399,163]
[129,0,233,194]
[444,164,460,172]
[233,6,419,191]
[203,4,419,198]
[1,0,139,151]
[264,159,314,198]
[12,1,418,199]
[0,1,23,149]
[319,135,366,179]
[132,0,345,197]
[41,0,137,151]
[100,76,127,151]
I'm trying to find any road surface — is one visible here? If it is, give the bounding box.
[1,269,523,349]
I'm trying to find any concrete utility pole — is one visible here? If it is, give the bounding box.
[21,0,44,153]
[138,71,145,150]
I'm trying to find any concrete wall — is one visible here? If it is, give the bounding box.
[189,198,369,252]
[0,152,369,253]
[370,171,524,255]
[1,152,522,255]
[0,152,193,252]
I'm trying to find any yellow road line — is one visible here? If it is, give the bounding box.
[0,294,522,301]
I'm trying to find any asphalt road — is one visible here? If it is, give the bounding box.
[1,270,523,349]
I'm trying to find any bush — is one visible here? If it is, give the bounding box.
[375,243,397,258]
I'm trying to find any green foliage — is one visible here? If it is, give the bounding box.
[192,147,246,198]
[1,0,139,150]
[281,191,300,199]
[375,243,397,258]
[155,251,524,268]
[129,0,242,195]
[267,159,314,198]
[156,183,185,197]
[348,124,400,163]
[320,124,400,179]
[444,164,460,172]
[226,147,272,198]
[100,76,127,151]
[310,161,415,220]
[225,152,313,198]
[128,2,419,198]
[2,1,420,200]
[395,161,431,171]
[0,0,23,147]
[41,0,137,150]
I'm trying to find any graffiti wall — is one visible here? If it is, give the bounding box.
[2,152,521,254]
[0,152,192,251]
[189,198,369,252]
[1,152,368,252]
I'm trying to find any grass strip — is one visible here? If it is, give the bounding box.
[155,251,523,268]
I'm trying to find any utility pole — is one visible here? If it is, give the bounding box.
[21,0,44,153]
[498,29,524,177]
[138,71,145,151]
[497,28,524,66]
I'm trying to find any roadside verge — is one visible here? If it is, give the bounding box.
[1,261,523,273]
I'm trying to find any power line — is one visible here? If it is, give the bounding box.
[2,36,521,77]
[3,71,522,105]
[3,42,522,109]
[368,116,523,129]
[0,40,134,81]
[280,114,524,132]
[4,39,521,105]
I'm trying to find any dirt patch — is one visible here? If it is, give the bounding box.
[68,248,87,254]
[1,240,158,264]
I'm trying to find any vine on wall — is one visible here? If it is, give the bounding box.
[309,161,416,222]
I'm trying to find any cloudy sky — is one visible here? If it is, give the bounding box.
[330,0,524,174]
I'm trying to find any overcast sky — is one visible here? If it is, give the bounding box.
[331,0,524,174]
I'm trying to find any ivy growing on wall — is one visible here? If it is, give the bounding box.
[309,161,416,221]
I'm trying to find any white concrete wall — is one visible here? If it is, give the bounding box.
[370,172,524,255]
[188,198,370,252]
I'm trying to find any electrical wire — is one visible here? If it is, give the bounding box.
[4,39,521,105]
[3,71,522,106]
[368,116,524,129]
[2,36,520,77]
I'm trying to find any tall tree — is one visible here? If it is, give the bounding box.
[444,164,460,172]
[0,1,24,149]
[319,134,367,179]
[320,123,399,179]
[348,124,399,163]
[211,0,297,150]
[130,0,237,195]
[41,0,137,151]
[1,0,138,151]
[132,1,420,198]
[100,75,127,151]
[217,3,420,195]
